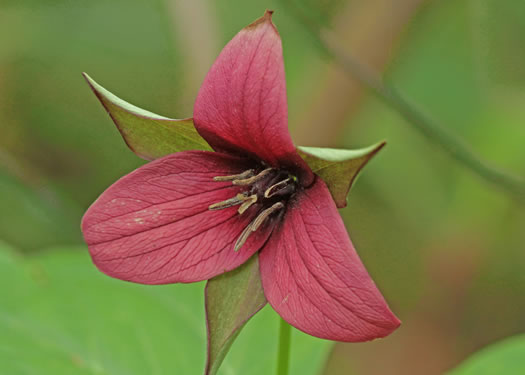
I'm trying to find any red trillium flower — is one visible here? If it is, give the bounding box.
[82,11,400,342]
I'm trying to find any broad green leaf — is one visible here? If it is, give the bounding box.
[298,141,386,208]
[0,245,330,375]
[83,73,211,160]
[205,255,267,375]
[447,335,525,375]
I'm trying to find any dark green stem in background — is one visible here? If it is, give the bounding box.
[282,0,525,201]
[277,318,291,375]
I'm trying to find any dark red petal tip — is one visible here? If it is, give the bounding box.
[246,10,275,30]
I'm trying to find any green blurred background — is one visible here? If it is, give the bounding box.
[1,0,524,374]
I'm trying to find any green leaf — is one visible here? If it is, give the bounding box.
[204,255,267,375]
[298,141,386,208]
[0,245,331,374]
[83,73,211,160]
[447,335,525,375]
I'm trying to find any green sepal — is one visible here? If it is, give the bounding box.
[297,142,386,208]
[83,73,384,208]
[83,73,211,160]
[204,255,267,375]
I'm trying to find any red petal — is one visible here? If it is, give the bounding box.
[193,11,313,186]
[82,151,275,284]
[259,178,401,342]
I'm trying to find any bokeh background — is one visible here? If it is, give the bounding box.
[1,0,525,374]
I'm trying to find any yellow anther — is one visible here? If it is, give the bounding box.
[213,169,254,182]
[234,202,284,251]
[237,195,258,215]
[208,193,248,210]
[264,178,291,198]
[251,202,284,231]
[232,168,273,186]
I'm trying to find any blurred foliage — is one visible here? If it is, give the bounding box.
[0,242,330,374]
[1,0,525,374]
[447,335,525,374]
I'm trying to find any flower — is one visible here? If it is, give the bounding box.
[82,10,400,342]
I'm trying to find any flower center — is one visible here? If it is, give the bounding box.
[209,167,298,251]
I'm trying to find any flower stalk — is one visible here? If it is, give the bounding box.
[277,318,291,375]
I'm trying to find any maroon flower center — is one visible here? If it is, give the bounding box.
[209,166,298,251]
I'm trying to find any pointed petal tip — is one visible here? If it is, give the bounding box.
[393,317,402,330]
[355,315,401,342]
[246,10,277,32]
[380,313,402,336]
[372,317,401,342]
[264,9,274,18]
[352,298,401,342]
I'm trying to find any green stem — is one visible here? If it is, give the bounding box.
[276,318,291,375]
[281,0,525,201]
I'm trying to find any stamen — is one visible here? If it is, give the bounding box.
[208,193,248,210]
[234,202,284,251]
[232,168,273,186]
[264,178,292,198]
[213,169,254,182]
[234,224,254,252]
[238,194,257,215]
[252,202,284,231]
